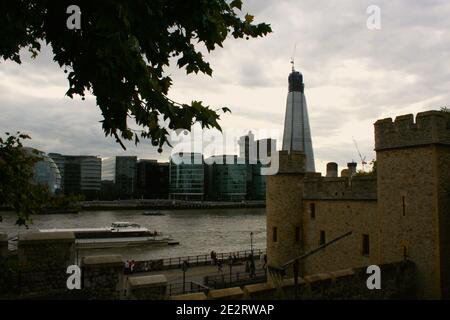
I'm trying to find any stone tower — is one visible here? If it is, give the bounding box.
[375,111,450,299]
[282,68,316,172]
[266,151,306,275]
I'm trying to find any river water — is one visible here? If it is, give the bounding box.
[0,208,266,261]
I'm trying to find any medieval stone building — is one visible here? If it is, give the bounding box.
[267,110,450,299]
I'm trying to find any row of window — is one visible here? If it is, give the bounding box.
[272,227,371,256]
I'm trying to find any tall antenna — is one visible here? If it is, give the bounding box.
[290,43,297,71]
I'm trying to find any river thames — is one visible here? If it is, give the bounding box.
[0,208,266,261]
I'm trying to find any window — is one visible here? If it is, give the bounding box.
[402,196,406,216]
[319,230,326,245]
[310,203,316,220]
[295,226,300,243]
[362,234,370,256]
[403,246,408,260]
[273,227,278,243]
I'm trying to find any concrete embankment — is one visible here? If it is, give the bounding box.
[80,200,265,211]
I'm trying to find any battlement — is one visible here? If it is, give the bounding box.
[375,111,450,151]
[277,150,306,174]
[303,175,377,200]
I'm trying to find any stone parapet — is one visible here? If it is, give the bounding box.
[126,274,167,300]
[303,176,377,200]
[17,231,76,298]
[0,233,8,257]
[207,287,244,300]
[375,111,450,151]
[82,255,124,300]
[277,151,306,174]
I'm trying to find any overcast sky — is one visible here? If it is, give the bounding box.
[1,0,449,174]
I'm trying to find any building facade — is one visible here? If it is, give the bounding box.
[136,160,169,199]
[28,149,62,194]
[101,156,137,199]
[281,67,315,172]
[49,154,101,199]
[205,155,247,201]
[169,153,204,200]
[267,110,450,299]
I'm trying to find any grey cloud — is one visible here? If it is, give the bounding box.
[1,0,449,173]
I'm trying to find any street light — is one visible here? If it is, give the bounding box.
[250,232,254,255]
[182,260,189,294]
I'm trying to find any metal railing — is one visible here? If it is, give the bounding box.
[125,248,266,274]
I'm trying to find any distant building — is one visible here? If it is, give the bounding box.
[238,131,257,164]
[169,153,204,200]
[49,153,101,199]
[136,159,169,199]
[281,66,315,172]
[205,155,247,201]
[237,133,277,200]
[27,149,61,194]
[102,156,137,199]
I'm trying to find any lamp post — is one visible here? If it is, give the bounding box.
[182,260,189,294]
[250,232,254,255]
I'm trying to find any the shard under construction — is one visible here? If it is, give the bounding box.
[281,67,316,172]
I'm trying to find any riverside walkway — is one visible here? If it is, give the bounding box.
[125,249,267,295]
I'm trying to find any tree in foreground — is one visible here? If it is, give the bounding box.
[0,133,47,226]
[1,0,272,150]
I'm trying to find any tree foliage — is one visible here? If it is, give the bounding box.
[0,0,272,150]
[0,132,49,226]
[0,133,85,226]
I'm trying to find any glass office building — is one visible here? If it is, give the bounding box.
[102,156,137,199]
[25,148,62,194]
[205,155,247,201]
[49,153,102,199]
[169,153,204,200]
[136,160,169,199]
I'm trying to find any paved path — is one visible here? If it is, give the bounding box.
[126,260,265,285]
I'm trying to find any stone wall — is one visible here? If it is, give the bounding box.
[126,274,167,300]
[303,176,377,200]
[374,111,450,150]
[0,233,8,258]
[375,111,450,299]
[266,151,305,274]
[302,200,378,275]
[82,255,124,299]
[17,232,75,298]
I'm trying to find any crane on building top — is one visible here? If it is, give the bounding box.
[290,43,297,71]
[353,137,367,172]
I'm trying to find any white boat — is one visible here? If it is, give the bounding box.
[39,222,179,249]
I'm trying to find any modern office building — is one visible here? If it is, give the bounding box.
[102,156,137,199]
[169,153,205,200]
[281,66,316,172]
[205,155,247,201]
[48,153,101,199]
[47,153,65,191]
[136,159,169,199]
[238,131,257,164]
[237,133,277,200]
[27,149,62,194]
